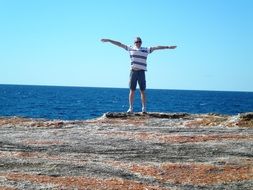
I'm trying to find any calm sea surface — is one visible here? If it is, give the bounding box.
[0,84,253,120]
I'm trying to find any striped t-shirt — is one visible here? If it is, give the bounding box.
[125,46,152,71]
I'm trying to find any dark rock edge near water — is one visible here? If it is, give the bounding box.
[104,112,190,119]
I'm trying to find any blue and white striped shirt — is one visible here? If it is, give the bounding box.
[126,46,152,71]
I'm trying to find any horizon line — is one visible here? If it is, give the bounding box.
[0,83,252,93]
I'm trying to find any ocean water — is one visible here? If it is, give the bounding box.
[0,84,253,120]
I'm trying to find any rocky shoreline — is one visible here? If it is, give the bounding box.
[0,112,253,189]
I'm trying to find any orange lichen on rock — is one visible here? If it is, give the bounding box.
[0,117,30,126]
[100,131,253,143]
[184,115,227,127]
[236,120,253,128]
[158,134,253,143]
[108,161,253,186]
[21,140,65,146]
[1,172,169,190]
[0,117,67,128]
[0,186,16,190]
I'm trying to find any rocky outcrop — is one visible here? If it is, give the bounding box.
[0,112,252,189]
[240,112,253,120]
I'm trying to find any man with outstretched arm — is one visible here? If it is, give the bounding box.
[101,37,176,113]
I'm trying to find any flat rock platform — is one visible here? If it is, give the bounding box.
[0,112,253,189]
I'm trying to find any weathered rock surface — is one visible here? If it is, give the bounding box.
[0,112,252,190]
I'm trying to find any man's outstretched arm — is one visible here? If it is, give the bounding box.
[101,39,127,50]
[150,45,177,53]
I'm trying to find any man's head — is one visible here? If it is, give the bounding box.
[134,37,142,48]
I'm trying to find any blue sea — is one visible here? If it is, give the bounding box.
[0,84,253,120]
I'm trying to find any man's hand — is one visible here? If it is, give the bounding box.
[101,39,110,42]
[151,45,177,52]
[168,46,177,49]
[100,38,127,50]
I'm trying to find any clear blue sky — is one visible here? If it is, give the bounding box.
[0,0,252,91]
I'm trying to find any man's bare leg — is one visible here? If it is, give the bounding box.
[140,90,147,113]
[128,90,135,113]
